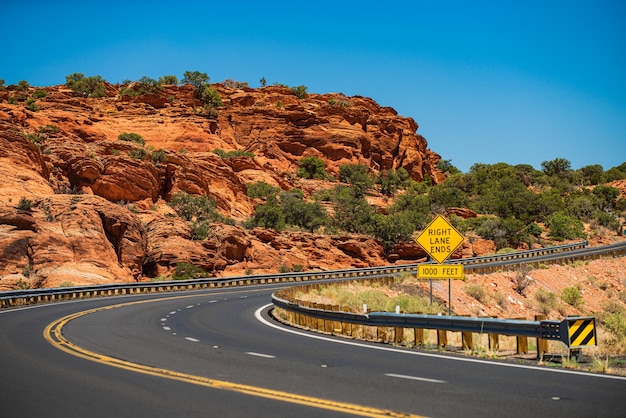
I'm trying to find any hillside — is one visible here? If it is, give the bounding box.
[0,80,446,289]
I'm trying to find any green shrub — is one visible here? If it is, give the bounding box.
[247,198,285,231]
[172,262,207,280]
[213,148,254,158]
[168,191,221,224]
[65,73,106,97]
[31,89,47,99]
[464,284,486,303]
[535,288,558,314]
[246,181,279,200]
[328,98,351,107]
[278,264,291,273]
[330,185,375,234]
[118,132,146,146]
[297,156,328,179]
[602,311,626,344]
[17,80,30,91]
[290,85,308,99]
[339,164,373,194]
[158,75,179,85]
[182,71,209,88]
[526,222,543,237]
[23,132,45,145]
[545,211,586,241]
[128,148,148,159]
[561,286,584,309]
[39,124,58,134]
[151,149,167,163]
[199,84,222,108]
[8,96,18,104]
[139,76,161,94]
[25,98,39,112]
[281,192,327,232]
[371,212,414,255]
[16,197,33,212]
[223,79,249,89]
[191,220,211,240]
[378,168,409,196]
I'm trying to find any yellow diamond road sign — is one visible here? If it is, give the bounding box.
[415,215,464,264]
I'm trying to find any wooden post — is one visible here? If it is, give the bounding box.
[515,317,529,354]
[324,304,333,333]
[395,327,404,345]
[437,329,447,348]
[414,328,425,346]
[332,305,341,334]
[462,331,473,351]
[461,315,472,350]
[489,333,500,352]
[535,314,549,359]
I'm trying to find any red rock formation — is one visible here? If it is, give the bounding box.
[0,82,449,289]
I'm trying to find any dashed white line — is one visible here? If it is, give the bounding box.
[185,337,200,342]
[246,352,276,359]
[162,326,171,331]
[186,305,195,309]
[385,373,445,384]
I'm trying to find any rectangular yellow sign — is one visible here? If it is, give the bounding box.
[418,264,464,279]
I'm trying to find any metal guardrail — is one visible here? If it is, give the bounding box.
[271,286,597,358]
[272,290,573,343]
[2,239,622,310]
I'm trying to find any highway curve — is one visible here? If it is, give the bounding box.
[1,283,625,417]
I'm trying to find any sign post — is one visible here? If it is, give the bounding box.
[415,215,465,313]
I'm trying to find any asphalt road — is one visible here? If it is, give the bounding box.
[1,283,624,417]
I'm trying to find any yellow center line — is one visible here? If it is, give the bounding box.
[43,294,424,418]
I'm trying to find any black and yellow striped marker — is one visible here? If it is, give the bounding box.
[565,317,596,348]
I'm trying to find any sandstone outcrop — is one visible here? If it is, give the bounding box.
[0,81,448,289]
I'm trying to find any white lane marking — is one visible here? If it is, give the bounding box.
[186,305,195,309]
[160,318,167,322]
[254,304,626,381]
[209,300,218,303]
[185,337,200,342]
[246,352,276,359]
[385,373,445,384]
[162,326,171,331]
[169,311,177,315]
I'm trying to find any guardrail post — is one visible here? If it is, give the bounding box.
[488,332,499,352]
[394,327,403,345]
[462,331,473,351]
[535,314,549,359]
[461,315,473,350]
[332,305,342,334]
[342,306,351,336]
[516,317,529,354]
[414,328,425,346]
[324,304,333,333]
[437,329,447,348]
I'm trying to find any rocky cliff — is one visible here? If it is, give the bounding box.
[0,82,457,289]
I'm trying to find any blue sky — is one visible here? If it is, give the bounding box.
[2,0,625,173]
